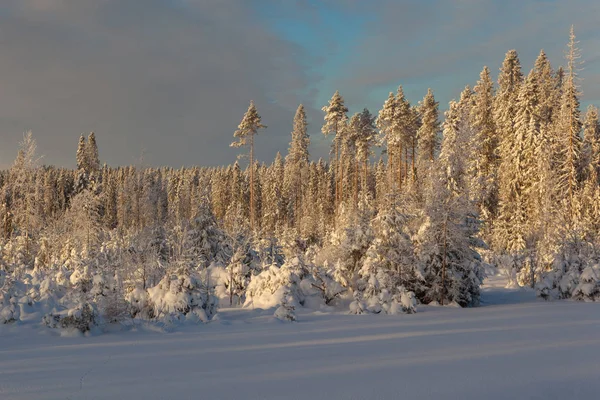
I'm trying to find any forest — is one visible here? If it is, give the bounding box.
[1,28,599,331]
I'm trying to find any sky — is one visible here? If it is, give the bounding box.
[0,0,599,169]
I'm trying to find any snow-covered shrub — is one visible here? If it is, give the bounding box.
[0,295,20,324]
[348,290,367,315]
[536,240,599,301]
[572,265,600,301]
[351,261,418,315]
[126,287,151,319]
[398,290,417,314]
[274,288,296,322]
[223,242,261,306]
[310,265,345,305]
[146,268,217,323]
[535,272,557,300]
[0,272,24,323]
[244,259,306,309]
[43,303,97,332]
[98,286,130,323]
[557,268,580,299]
[244,256,337,310]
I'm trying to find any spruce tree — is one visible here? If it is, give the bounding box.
[439,86,473,198]
[285,105,310,228]
[494,50,523,140]
[76,134,87,172]
[87,132,100,174]
[376,92,400,194]
[555,26,583,225]
[417,88,440,166]
[581,106,600,241]
[494,49,523,251]
[469,67,498,225]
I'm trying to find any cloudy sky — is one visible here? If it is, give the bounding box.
[0,0,599,169]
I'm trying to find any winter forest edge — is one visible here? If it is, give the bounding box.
[1,27,600,333]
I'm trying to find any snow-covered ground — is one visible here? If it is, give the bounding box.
[2,275,600,400]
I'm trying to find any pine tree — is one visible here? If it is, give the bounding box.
[395,86,413,185]
[322,91,348,211]
[231,101,266,234]
[354,109,377,199]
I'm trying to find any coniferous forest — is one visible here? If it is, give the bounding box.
[2,28,600,331]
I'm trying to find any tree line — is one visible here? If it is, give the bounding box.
[0,28,599,330]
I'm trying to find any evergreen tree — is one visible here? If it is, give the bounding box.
[555,26,583,225]
[417,88,441,166]
[376,92,400,194]
[439,86,473,198]
[287,104,310,166]
[580,106,600,242]
[469,67,498,226]
[87,132,100,174]
[417,166,483,307]
[231,101,266,233]
[76,134,87,172]
[395,86,413,185]
[495,70,540,255]
[321,91,348,211]
[354,109,377,199]
[10,131,40,262]
[494,50,523,141]
[285,105,310,228]
[494,49,524,251]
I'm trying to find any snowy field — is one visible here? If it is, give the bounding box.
[2,276,600,400]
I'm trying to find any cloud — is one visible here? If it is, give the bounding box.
[0,0,319,168]
[335,0,600,110]
[0,0,599,169]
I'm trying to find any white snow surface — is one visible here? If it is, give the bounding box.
[2,274,600,400]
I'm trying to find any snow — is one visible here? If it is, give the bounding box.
[2,274,600,400]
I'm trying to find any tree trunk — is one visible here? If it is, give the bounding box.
[354,158,359,213]
[397,143,403,192]
[441,214,448,306]
[229,268,234,306]
[405,146,409,184]
[388,147,395,203]
[363,158,368,199]
[339,141,344,208]
[250,134,255,233]
[412,136,416,182]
